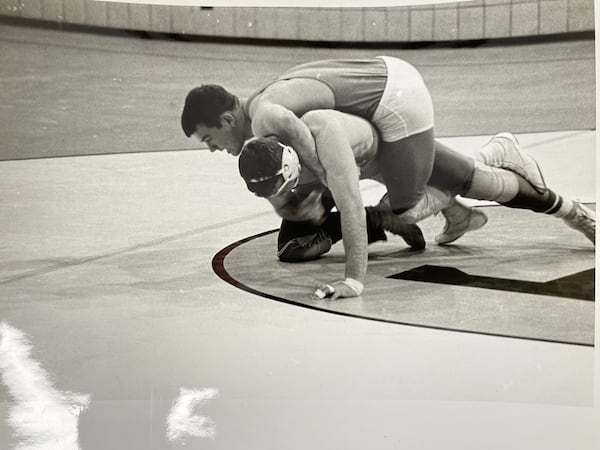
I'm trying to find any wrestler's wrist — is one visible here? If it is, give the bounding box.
[343,277,364,295]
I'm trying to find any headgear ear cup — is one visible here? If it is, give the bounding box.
[278,143,301,183]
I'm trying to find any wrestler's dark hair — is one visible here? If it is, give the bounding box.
[238,137,283,197]
[181,85,238,137]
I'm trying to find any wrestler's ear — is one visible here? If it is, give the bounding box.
[220,111,236,128]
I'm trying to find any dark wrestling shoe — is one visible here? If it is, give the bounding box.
[277,230,333,262]
[367,207,426,249]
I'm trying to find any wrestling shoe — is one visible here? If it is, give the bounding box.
[476,132,547,194]
[435,199,488,245]
[562,202,595,245]
[367,207,426,249]
[277,230,333,262]
[396,222,426,249]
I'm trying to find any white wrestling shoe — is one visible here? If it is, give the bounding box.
[476,132,547,194]
[435,199,488,245]
[563,202,595,245]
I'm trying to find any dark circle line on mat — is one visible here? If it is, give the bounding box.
[211,230,593,347]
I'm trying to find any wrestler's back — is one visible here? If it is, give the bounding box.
[248,78,336,118]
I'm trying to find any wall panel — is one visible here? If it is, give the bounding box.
[409,7,434,41]
[386,8,410,42]
[539,0,568,34]
[149,4,171,33]
[128,2,150,31]
[0,1,593,43]
[42,0,63,21]
[211,8,237,37]
[271,8,299,40]
[340,8,364,41]
[568,0,595,31]
[20,0,42,19]
[484,3,512,38]
[511,0,540,36]
[84,0,107,27]
[64,0,85,24]
[458,0,484,40]
[252,7,278,39]
[434,3,459,41]
[298,8,342,42]
[107,0,128,29]
[232,7,256,38]
[364,9,388,41]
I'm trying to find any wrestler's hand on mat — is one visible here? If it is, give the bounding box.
[312,278,364,300]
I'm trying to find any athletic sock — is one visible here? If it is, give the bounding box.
[500,175,575,217]
[466,162,576,218]
[465,161,519,203]
[511,190,575,217]
[541,192,576,218]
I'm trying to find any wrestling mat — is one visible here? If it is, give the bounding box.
[214,205,595,346]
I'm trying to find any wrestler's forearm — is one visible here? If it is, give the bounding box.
[302,110,368,283]
[339,207,368,281]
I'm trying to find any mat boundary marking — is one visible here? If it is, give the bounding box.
[212,229,594,347]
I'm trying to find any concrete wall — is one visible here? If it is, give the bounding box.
[0,0,594,42]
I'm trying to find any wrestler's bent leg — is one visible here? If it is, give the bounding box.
[277,209,396,263]
[466,133,594,244]
[377,129,435,214]
[428,141,489,244]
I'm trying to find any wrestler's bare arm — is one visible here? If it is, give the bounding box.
[301,110,368,285]
[252,79,336,117]
[251,101,323,172]
[305,110,378,159]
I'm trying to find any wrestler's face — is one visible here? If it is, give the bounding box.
[193,116,244,156]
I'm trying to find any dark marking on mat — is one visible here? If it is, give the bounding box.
[388,265,594,301]
[213,231,593,346]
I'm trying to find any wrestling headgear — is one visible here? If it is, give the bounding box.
[239,138,301,198]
